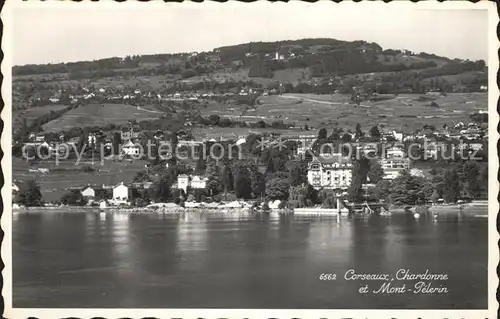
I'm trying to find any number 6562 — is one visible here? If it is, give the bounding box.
[319,273,337,280]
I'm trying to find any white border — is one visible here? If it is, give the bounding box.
[2,1,498,318]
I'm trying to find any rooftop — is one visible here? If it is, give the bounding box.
[313,155,351,165]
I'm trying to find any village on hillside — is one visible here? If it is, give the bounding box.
[12,40,489,214]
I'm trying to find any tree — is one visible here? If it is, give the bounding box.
[388,170,432,205]
[195,156,206,175]
[193,188,208,202]
[442,168,461,203]
[209,114,220,126]
[256,120,266,128]
[39,145,49,157]
[431,170,445,198]
[79,129,89,150]
[206,158,223,196]
[430,189,440,203]
[60,190,87,206]
[341,133,352,143]
[265,174,291,200]
[15,180,43,207]
[369,125,381,139]
[133,171,150,183]
[289,162,307,186]
[149,175,171,203]
[322,192,336,208]
[479,164,488,195]
[251,170,266,199]
[317,128,328,140]
[369,180,391,202]
[234,171,252,199]
[12,144,23,158]
[290,183,318,207]
[265,156,276,175]
[171,131,179,147]
[221,165,234,199]
[112,132,122,155]
[462,161,481,198]
[133,189,151,207]
[348,157,371,202]
[367,161,385,184]
[355,123,363,139]
[311,136,325,155]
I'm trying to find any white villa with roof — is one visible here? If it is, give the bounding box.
[81,186,96,198]
[112,182,130,205]
[176,175,208,193]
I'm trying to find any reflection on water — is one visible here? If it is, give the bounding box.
[13,210,487,309]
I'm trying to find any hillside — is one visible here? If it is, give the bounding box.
[12,38,488,137]
[13,38,487,93]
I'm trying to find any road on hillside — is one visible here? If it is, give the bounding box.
[280,94,371,108]
[136,106,162,113]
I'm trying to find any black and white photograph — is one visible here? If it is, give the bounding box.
[2,1,498,318]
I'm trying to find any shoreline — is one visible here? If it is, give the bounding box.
[12,206,256,214]
[12,200,489,215]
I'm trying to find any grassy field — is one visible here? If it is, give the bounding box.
[89,75,179,90]
[13,72,70,82]
[13,104,69,131]
[191,127,313,140]
[244,93,488,132]
[28,92,487,135]
[375,53,447,67]
[13,157,149,202]
[419,71,486,86]
[41,103,163,132]
[185,67,311,86]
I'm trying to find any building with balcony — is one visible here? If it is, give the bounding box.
[307,156,353,190]
[380,158,411,180]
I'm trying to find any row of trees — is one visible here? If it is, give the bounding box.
[365,161,488,205]
[13,57,141,76]
[14,153,487,208]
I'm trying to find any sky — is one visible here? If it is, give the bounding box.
[10,2,490,66]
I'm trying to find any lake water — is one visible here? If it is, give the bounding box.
[12,210,488,309]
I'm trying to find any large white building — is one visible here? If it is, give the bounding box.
[385,146,405,159]
[307,156,353,190]
[380,158,411,180]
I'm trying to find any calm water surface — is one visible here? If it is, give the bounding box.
[13,210,487,309]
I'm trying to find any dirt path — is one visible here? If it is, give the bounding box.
[136,106,162,113]
[281,94,371,108]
